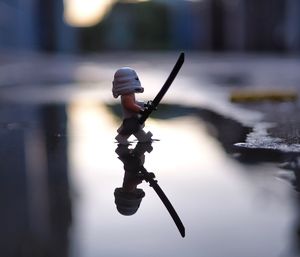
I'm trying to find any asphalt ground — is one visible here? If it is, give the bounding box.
[1,51,300,152]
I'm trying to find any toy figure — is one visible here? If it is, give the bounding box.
[112,53,184,144]
[112,53,185,235]
[112,67,153,145]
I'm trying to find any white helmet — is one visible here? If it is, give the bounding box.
[112,67,144,98]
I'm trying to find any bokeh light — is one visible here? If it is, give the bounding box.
[64,0,151,27]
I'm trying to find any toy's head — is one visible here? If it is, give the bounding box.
[112,67,144,98]
[114,187,145,216]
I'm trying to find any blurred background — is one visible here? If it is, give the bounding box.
[0,0,300,53]
[1,1,300,257]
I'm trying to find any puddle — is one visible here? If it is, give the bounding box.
[0,98,297,257]
[67,101,296,257]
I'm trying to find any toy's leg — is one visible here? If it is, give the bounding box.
[134,129,153,142]
[115,133,130,145]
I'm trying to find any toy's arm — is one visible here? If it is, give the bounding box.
[121,94,143,113]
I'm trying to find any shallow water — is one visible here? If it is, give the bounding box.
[67,102,296,257]
[0,53,299,257]
[0,101,297,257]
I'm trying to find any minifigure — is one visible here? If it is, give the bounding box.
[112,67,153,144]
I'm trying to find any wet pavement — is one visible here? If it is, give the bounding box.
[0,51,300,257]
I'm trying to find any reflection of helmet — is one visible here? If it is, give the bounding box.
[114,188,145,216]
[112,67,144,98]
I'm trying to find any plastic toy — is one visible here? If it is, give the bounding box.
[112,52,185,144]
[112,67,153,144]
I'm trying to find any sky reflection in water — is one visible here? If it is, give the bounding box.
[67,101,295,257]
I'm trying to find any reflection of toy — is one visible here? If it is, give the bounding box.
[114,142,185,237]
[114,143,152,216]
[112,67,153,145]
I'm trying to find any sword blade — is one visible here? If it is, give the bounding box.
[152,52,185,106]
[139,52,185,124]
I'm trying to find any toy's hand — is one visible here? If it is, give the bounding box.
[139,108,147,115]
[144,101,157,111]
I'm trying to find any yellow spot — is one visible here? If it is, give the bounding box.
[230,90,298,103]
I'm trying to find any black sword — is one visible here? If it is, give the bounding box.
[139,166,185,238]
[139,52,185,124]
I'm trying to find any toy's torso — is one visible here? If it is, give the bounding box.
[121,100,144,119]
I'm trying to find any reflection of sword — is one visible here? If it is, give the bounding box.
[140,166,185,238]
[139,52,185,124]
